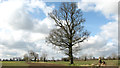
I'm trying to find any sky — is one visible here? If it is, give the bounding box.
[0,0,119,59]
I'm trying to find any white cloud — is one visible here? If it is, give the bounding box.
[0,0,55,33]
[28,0,55,16]
[76,0,118,57]
[33,17,55,34]
[0,0,118,59]
[78,0,118,19]
[100,22,118,42]
[79,21,118,57]
[0,0,59,59]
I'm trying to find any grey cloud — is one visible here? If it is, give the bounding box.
[33,21,50,34]
[7,2,55,34]
[9,8,53,34]
[9,7,34,31]
[0,40,36,50]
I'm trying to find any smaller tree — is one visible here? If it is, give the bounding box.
[52,57,56,62]
[28,50,39,62]
[23,50,39,62]
[92,57,96,60]
[107,56,112,60]
[88,54,93,60]
[111,53,118,60]
[23,54,29,62]
[41,53,48,62]
[81,54,88,61]
[40,57,43,61]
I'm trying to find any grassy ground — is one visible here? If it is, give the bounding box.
[1,60,119,66]
[2,61,29,66]
[45,60,118,66]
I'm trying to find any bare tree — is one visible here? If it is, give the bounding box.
[88,54,93,60]
[111,53,118,60]
[52,57,56,62]
[41,53,48,62]
[81,54,88,61]
[23,50,38,62]
[23,54,29,62]
[107,56,112,60]
[28,50,38,62]
[46,3,90,64]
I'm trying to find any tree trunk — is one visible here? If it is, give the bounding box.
[34,57,36,62]
[69,46,74,64]
[44,57,46,62]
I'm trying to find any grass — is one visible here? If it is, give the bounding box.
[1,60,119,66]
[2,61,29,66]
[118,60,120,66]
[45,60,118,66]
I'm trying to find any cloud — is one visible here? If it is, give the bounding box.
[0,0,55,33]
[100,22,118,42]
[33,17,55,34]
[9,8,34,31]
[76,0,118,57]
[78,0,118,19]
[79,21,118,57]
[0,0,118,59]
[0,0,59,59]
[0,44,27,59]
[28,0,55,16]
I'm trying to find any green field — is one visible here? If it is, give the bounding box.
[1,60,119,66]
[45,60,118,66]
[2,61,29,66]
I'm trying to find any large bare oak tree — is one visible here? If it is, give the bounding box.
[46,3,90,64]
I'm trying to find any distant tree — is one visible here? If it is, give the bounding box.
[111,53,118,60]
[23,54,29,62]
[93,57,96,60]
[52,57,54,60]
[88,54,93,60]
[52,57,56,62]
[84,56,87,61]
[81,54,88,61]
[78,57,81,60]
[62,57,69,61]
[28,50,38,62]
[41,53,48,62]
[13,57,15,61]
[73,57,79,60]
[3,59,5,61]
[107,56,112,60]
[23,50,38,62]
[19,58,22,61]
[46,2,89,64]
[5,59,8,61]
[40,57,43,61]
